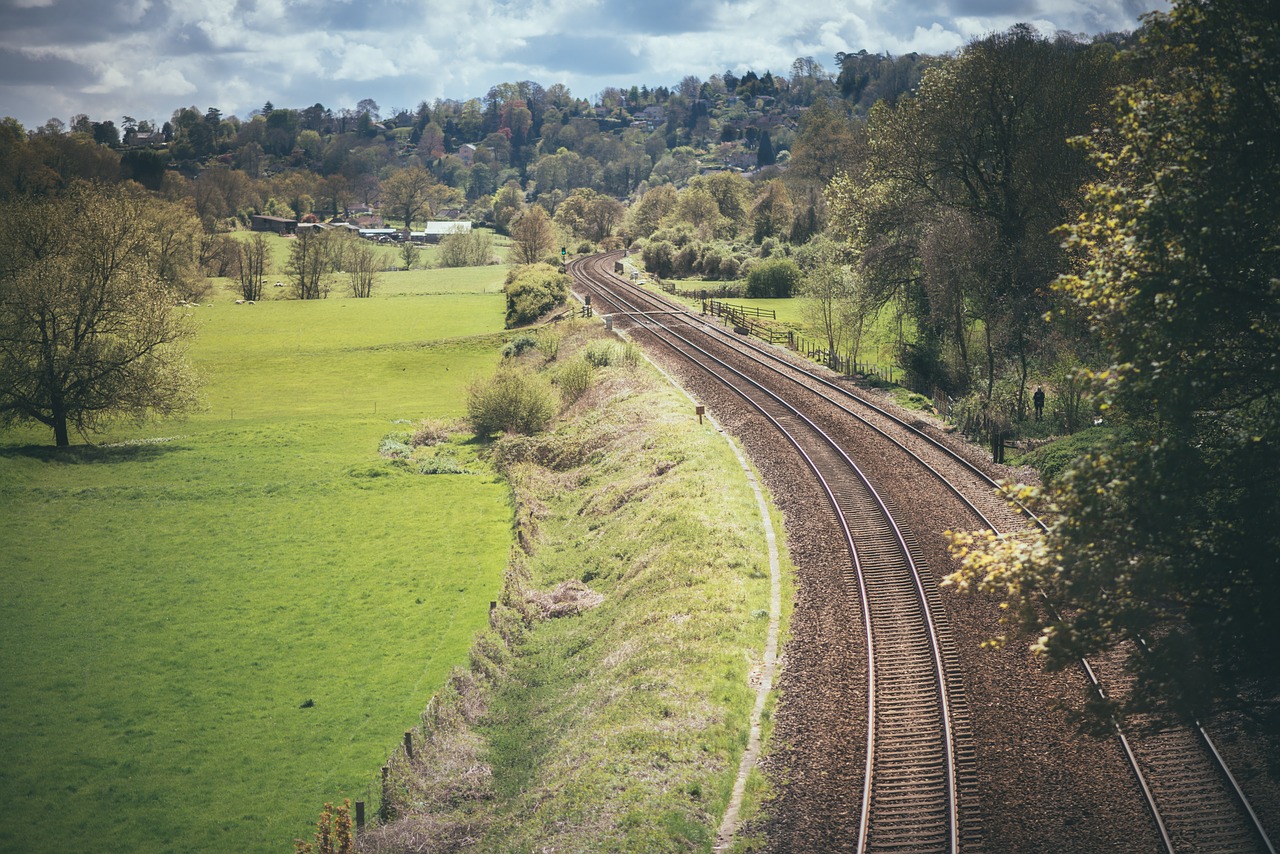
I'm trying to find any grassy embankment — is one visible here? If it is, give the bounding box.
[361,323,792,853]
[0,251,513,852]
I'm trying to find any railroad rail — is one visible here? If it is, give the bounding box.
[569,250,1275,853]
[571,252,966,852]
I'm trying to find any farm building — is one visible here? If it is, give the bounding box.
[250,215,298,235]
[410,221,473,243]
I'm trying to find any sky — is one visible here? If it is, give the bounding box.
[0,0,1167,131]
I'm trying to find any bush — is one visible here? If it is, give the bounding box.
[554,357,595,404]
[411,419,453,447]
[437,230,495,267]
[746,256,801,298]
[583,341,618,367]
[467,369,558,436]
[536,329,562,362]
[673,244,699,278]
[379,435,413,459]
[503,264,569,327]
[641,240,675,279]
[502,334,539,358]
[416,453,469,474]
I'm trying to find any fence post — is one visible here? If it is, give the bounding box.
[380,765,390,821]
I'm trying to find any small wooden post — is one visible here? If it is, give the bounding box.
[403,730,413,760]
[355,801,365,829]
[380,765,390,819]
[696,405,705,424]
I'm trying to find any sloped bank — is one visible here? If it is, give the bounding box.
[358,323,790,853]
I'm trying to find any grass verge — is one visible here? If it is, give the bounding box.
[358,322,792,853]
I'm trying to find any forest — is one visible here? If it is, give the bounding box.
[2,0,1278,727]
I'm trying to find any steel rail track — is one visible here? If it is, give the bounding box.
[572,250,1275,853]
[570,253,962,852]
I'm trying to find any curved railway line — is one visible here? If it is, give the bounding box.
[568,250,1276,853]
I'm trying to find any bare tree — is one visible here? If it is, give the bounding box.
[285,230,331,299]
[509,205,556,265]
[235,233,271,301]
[346,241,379,298]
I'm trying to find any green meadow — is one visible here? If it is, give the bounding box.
[0,256,514,852]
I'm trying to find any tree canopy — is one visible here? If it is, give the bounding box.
[947,0,1280,724]
[0,182,200,446]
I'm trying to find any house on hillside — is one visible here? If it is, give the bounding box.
[251,214,297,235]
[458,143,477,167]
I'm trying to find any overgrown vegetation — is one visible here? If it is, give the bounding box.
[946,1,1280,727]
[502,263,569,327]
[360,322,787,851]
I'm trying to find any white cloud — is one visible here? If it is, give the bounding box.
[0,0,1168,129]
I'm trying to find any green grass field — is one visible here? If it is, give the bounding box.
[0,259,515,852]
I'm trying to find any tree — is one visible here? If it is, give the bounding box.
[752,180,793,242]
[399,240,421,271]
[554,188,624,243]
[235,233,271,301]
[146,199,209,303]
[381,165,436,230]
[509,205,556,265]
[787,98,861,185]
[626,184,677,239]
[672,186,722,239]
[285,229,331,299]
[0,182,199,447]
[948,0,1280,726]
[836,26,1117,398]
[756,129,776,167]
[345,241,379,298]
[798,240,864,369]
[438,230,496,267]
[492,180,525,234]
[746,257,801,298]
[689,171,751,235]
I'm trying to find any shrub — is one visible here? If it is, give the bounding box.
[746,256,801,298]
[467,369,558,436]
[416,453,469,474]
[554,357,595,404]
[641,240,675,279]
[700,249,723,279]
[673,244,699,278]
[437,230,495,267]
[536,329,562,362]
[503,264,569,327]
[620,341,641,369]
[502,334,539,358]
[378,435,413,459]
[410,419,453,447]
[583,341,618,367]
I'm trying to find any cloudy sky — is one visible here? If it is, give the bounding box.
[1,0,1166,130]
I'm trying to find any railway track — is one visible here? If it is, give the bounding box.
[571,252,968,852]
[569,250,1276,853]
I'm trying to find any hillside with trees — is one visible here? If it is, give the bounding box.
[5,0,1275,738]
